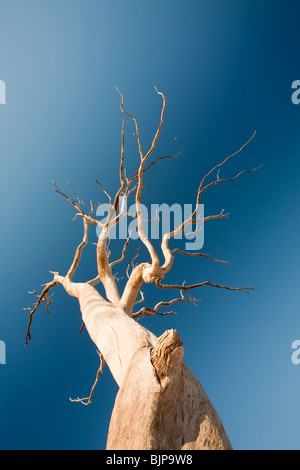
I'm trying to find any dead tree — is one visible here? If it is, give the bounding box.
[24,87,259,450]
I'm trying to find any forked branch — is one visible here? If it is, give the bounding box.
[116,86,168,280]
[132,289,199,319]
[160,133,260,275]
[25,208,95,344]
[156,279,257,297]
[24,279,58,345]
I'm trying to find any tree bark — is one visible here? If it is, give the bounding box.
[66,280,229,450]
[60,280,232,450]
[75,282,157,387]
[106,328,232,450]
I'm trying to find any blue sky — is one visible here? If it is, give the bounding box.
[0,0,300,450]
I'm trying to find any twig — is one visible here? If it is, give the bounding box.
[69,351,105,406]
[171,248,231,264]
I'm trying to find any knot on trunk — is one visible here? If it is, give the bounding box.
[150,329,184,382]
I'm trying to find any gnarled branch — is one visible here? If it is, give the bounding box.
[160,133,259,275]
[116,86,167,282]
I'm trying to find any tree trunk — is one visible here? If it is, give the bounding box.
[75,283,232,450]
[107,329,232,450]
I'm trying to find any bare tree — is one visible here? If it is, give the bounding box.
[24,88,259,450]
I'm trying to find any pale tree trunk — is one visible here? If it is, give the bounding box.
[25,87,258,450]
[107,329,232,450]
[62,279,232,450]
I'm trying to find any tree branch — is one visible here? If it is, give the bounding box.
[132,307,176,320]
[171,248,231,264]
[124,152,183,198]
[120,263,149,315]
[24,279,58,345]
[24,203,99,344]
[67,218,89,281]
[110,236,130,268]
[132,288,198,319]
[160,132,259,275]
[115,86,168,282]
[115,86,144,160]
[52,180,102,227]
[95,168,112,205]
[112,120,128,213]
[197,132,257,198]
[69,350,105,406]
[156,279,257,296]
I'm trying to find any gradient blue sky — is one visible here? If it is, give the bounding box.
[1,0,300,450]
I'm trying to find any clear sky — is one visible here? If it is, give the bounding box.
[0,0,300,450]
